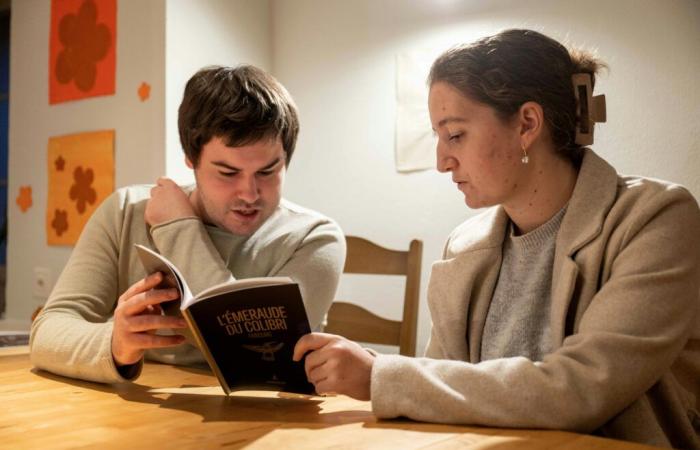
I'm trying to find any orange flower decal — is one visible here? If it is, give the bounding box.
[138,82,151,101]
[16,186,33,212]
[69,166,97,214]
[55,0,111,92]
[51,209,69,236]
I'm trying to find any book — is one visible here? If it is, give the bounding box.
[134,244,315,395]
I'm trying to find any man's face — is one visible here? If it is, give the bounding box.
[188,136,286,236]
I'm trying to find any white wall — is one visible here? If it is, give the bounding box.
[6,0,166,321]
[164,0,271,184]
[271,0,700,354]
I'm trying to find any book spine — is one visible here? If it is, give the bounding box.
[183,308,232,395]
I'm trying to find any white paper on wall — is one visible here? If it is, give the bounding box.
[395,51,439,172]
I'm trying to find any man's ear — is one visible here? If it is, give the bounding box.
[185,156,194,169]
[518,101,544,145]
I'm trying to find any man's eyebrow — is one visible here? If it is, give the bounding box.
[212,157,282,172]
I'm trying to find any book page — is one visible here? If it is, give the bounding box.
[134,244,194,307]
[194,277,293,305]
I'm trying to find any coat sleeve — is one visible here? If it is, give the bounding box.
[371,187,700,432]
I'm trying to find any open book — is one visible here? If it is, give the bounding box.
[135,244,314,395]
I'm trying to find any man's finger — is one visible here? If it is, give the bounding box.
[125,314,188,333]
[120,272,163,302]
[123,288,179,316]
[131,332,186,349]
[293,332,336,361]
[156,177,176,187]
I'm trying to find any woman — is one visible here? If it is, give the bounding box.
[294,29,700,448]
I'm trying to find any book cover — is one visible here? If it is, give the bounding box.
[134,244,314,395]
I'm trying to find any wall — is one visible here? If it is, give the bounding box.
[271,0,700,354]
[164,0,271,184]
[6,0,166,321]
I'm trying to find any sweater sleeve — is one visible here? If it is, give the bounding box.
[30,191,139,384]
[149,218,235,296]
[274,220,346,331]
[371,187,700,432]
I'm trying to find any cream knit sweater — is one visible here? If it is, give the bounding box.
[30,185,346,384]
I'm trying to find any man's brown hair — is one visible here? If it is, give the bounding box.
[178,65,300,166]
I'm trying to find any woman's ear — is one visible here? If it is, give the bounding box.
[518,101,544,146]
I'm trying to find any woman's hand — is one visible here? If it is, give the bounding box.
[293,333,374,400]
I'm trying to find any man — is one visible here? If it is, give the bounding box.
[30,65,345,382]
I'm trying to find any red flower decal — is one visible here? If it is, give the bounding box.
[69,166,97,214]
[55,0,111,92]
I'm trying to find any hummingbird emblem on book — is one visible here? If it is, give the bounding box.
[242,341,285,361]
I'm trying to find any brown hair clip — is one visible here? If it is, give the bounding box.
[572,73,606,145]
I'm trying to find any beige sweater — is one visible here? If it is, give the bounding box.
[371,150,700,449]
[30,185,346,384]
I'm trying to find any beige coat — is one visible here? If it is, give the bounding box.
[371,150,700,449]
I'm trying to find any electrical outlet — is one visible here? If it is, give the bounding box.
[32,267,53,299]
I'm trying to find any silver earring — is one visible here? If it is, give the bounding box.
[521,145,529,164]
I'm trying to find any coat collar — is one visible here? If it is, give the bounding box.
[427,149,620,361]
[549,149,619,343]
[557,149,619,256]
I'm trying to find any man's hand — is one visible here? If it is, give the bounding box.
[293,333,374,400]
[111,272,188,367]
[144,177,196,226]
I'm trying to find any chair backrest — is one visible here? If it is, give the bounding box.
[325,236,422,356]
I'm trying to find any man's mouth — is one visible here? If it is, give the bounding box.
[231,208,260,221]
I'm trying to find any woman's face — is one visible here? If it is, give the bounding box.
[429,81,528,210]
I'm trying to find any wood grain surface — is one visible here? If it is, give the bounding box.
[0,347,660,449]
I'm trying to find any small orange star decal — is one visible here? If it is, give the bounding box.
[16,186,33,212]
[138,82,151,102]
[55,155,66,171]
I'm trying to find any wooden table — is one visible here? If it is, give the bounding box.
[0,346,658,449]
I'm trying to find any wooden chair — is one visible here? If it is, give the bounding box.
[325,236,423,356]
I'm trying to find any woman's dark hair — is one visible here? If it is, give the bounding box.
[428,29,607,157]
[178,65,299,166]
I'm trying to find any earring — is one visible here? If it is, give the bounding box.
[521,144,529,164]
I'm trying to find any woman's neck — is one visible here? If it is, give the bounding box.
[504,151,578,235]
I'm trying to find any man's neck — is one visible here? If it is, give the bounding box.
[188,188,214,226]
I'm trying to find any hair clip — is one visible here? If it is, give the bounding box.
[572,73,606,146]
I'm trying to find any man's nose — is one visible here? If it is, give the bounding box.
[236,175,259,204]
